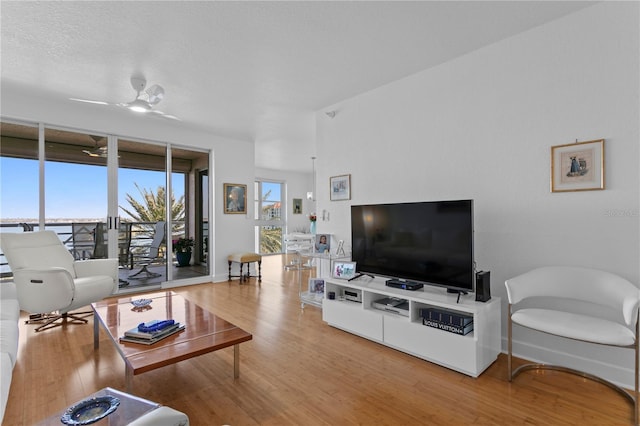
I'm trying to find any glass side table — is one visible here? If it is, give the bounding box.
[35,387,160,426]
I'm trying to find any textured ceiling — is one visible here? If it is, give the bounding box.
[0,1,594,172]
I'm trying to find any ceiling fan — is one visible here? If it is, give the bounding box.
[82,135,108,157]
[70,76,180,121]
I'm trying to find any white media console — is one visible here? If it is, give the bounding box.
[322,276,501,377]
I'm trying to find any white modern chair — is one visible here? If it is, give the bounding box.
[0,230,117,332]
[505,266,639,423]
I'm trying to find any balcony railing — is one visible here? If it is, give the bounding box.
[0,221,178,278]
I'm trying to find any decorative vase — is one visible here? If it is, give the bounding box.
[176,251,191,267]
[310,221,316,234]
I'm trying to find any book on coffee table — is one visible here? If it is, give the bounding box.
[120,321,185,345]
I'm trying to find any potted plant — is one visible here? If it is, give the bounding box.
[173,237,195,267]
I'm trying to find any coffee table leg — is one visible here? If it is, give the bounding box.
[234,344,240,378]
[93,310,99,350]
[126,365,134,393]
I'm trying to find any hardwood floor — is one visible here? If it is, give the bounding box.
[3,254,634,425]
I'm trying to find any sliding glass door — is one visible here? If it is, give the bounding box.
[0,120,211,289]
[44,127,109,260]
[117,138,167,288]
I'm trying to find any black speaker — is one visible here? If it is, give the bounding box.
[475,271,491,302]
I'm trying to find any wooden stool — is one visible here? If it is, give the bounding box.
[228,252,262,283]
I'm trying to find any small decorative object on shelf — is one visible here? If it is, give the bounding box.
[309,213,317,234]
[173,237,194,266]
[130,298,152,312]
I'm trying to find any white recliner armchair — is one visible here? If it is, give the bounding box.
[1,230,117,332]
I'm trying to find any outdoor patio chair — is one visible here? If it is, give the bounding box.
[129,221,166,280]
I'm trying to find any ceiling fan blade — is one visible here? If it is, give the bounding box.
[69,98,110,105]
[151,110,181,121]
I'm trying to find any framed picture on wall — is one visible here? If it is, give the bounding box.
[330,174,351,201]
[223,183,247,214]
[292,198,302,214]
[551,139,605,192]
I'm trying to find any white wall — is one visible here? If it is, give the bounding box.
[315,2,639,387]
[1,86,255,282]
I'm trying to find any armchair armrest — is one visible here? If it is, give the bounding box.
[74,258,118,280]
[13,268,74,314]
[127,406,189,426]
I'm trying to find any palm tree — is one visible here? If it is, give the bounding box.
[120,183,184,223]
[120,183,185,237]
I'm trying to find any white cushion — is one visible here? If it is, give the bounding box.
[0,352,12,424]
[1,231,76,277]
[0,283,17,300]
[0,320,19,367]
[0,299,19,322]
[128,406,189,426]
[66,276,116,311]
[512,308,636,346]
[505,266,639,326]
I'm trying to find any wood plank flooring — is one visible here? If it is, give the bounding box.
[3,255,634,425]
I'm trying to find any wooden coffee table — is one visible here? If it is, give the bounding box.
[92,291,252,392]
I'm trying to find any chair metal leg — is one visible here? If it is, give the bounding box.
[129,264,161,279]
[26,310,93,332]
[509,306,638,424]
[507,304,513,381]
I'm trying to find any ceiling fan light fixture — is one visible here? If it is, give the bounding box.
[146,84,165,105]
[128,99,151,113]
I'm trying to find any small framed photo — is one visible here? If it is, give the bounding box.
[315,234,331,254]
[332,261,357,280]
[309,278,325,294]
[292,198,302,214]
[223,183,247,214]
[551,139,605,192]
[330,174,351,201]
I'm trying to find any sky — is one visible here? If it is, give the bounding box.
[0,157,184,219]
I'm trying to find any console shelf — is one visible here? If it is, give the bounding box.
[322,276,501,377]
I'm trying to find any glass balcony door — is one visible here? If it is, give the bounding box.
[117,138,168,289]
[0,120,211,289]
[44,127,110,260]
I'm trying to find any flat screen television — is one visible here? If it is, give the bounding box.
[351,199,474,293]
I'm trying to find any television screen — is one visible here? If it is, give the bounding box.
[351,200,474,292]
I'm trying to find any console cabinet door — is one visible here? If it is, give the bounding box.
[323,300,383,341]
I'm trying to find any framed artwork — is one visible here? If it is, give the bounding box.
[551,139,605,192]
[292,198,302,214]
[332,261,357,280]
[223,183,247,214]
[330,174,351,201]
